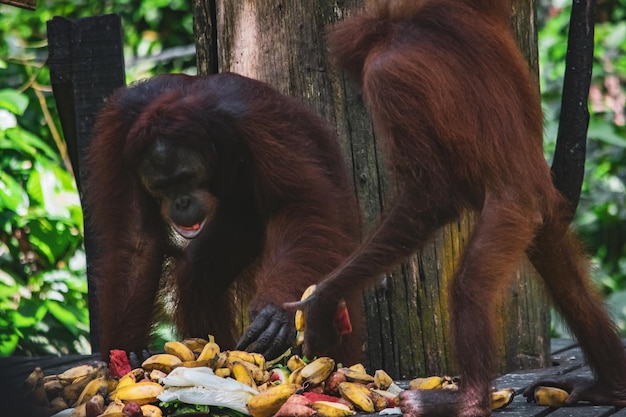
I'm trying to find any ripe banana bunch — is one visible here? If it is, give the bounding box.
[21,332,519,417]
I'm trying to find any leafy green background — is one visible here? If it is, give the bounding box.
[0,0,624,356]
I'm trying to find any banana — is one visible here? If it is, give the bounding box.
[63,374,98,402]
[182,337,209,353]
[369,389,389,411]
[175,360,210,369]
[295,310,306,334]
[22,367,44,394]
[295,285,317,334]
[338,382,375,413]
[372,389,399,406]
[311,401,356,417]
[141,404,163,417]
[100,399,125,415]
[287,354,307,372]
[234,359,268,384]
[75,376,108,406]
[85,394,105,417]
[533,386,569,407]
[491,387,515,410]
[409,376,443,390]
[112,381,164,405]
[215,352,229,369]
[288,366,304,386]
[228,350,266,369]
[373,369,393,390]
[441,375,459,390]
[58,362,107,383]
[50,396,68,412]
[215,367,231,378]
[246,383,299,417]
[141,353,182,373]
[300,357,335,386]
[231,361,259,390]
[116,368,144,390]
[164,341,196,362]
[337,367,374,384]
[348,363,367,374]
[197,335,221,362]
[149,369,168,381]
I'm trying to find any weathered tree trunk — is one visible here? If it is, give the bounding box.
[192,0,550,379]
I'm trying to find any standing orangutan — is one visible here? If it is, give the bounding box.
[85,72,363,363]
[287,0,626,416]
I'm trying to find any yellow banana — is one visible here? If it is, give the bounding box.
[100,399,125,415]
[228,350,266,369]
[373,369,393,390]
[148,369,168,381]
[288,366,304,386]
[57,362,107,383]
[409,376,443,390]
[491,387,515,410]
[234,359,268,384]
[197,335,221,361]
[370,389,389,411]
[215,352,229,369]
[182,337,208,353]
[534,386,569,407]
[295,284,317,334]
[141,404,164,417]
[231,361,259,390]
[141,353,182,373]
[246,383,299,417]
[75,376,108,406]
[300,357,335,386]
[63,373,103,402]
[311,401,356,417]
[348,363,367,374]
[337,367,374,384]
[287,354,306,372]
[338,382,374,413]
[215,367,231,378]
[116,368,144,390]
[372,389,398,406]
[112,381,164,405]
[164,341,196,362]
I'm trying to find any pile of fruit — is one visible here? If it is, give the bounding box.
[20,334,534,417]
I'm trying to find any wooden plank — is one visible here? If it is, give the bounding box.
[546,405,615,416]
[47,14,126,354]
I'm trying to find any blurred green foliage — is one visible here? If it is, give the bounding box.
[0,0,624,356]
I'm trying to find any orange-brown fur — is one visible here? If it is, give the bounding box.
[290,1,626,416]
[86,72,364,364]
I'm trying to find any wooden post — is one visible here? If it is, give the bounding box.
[47,14,126,354]
[193,0,550,378]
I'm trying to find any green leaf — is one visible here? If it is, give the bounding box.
[0,170,29,213]
[0,90,28,115]
[588,120,626,148]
